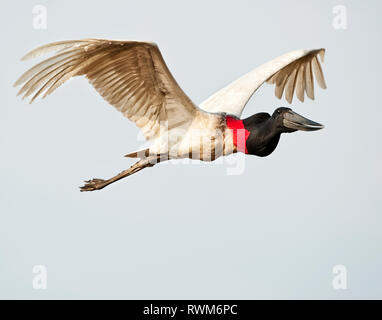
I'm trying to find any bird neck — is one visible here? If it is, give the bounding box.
[225,116,250,154]
[242,113,281,157]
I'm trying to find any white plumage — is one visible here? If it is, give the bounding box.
[15,39,326,191]
[200,48,326,117]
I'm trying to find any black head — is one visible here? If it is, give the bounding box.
[272,107,324,133]
[242,107,324,157]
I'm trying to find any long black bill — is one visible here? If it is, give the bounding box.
[283,110,324,131]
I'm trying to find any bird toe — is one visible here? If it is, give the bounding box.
[80,178,107,192]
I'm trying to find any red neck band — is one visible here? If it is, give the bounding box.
[226,116,250,154]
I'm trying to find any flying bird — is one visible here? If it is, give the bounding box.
[15,39,326,191]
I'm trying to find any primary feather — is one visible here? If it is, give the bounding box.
[199,48,326,117]
[14,39,199,141]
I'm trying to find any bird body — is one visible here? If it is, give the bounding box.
[15,39,327,191]
[124,110,235,161]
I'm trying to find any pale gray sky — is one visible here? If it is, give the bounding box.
[0,0,381,299]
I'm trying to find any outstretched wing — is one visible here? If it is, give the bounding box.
[199,48,326,117]
[15,39,198,140]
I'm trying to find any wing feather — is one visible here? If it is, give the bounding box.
[305,60,315,100]
[311,56,327,89]
[20,40,93,60]
[15,39,198,140]
[285,68,297,104]
[15,49,83,86]
[275,75,288,99]
[295,64,305,103]
[200,48,326,117]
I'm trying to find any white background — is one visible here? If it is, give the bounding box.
[0,0,381,298]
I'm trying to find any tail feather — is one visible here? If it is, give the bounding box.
[124,148,150,158]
